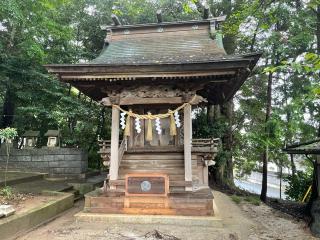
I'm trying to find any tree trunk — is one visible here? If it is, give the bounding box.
[307,160,319,214]
[279,164,282,199]
[260,148,268,202]
[260,71,273,202]
[283,79,296,176]
[1,87,15,128]
[290,154,297,176]
[223,100,234,183]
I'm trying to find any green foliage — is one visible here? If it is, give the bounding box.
[0,186,13,199]
[284,169,313,201]
[0,128,18,140]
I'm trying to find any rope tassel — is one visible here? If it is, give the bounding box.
[146,113,153,142]
[170,111,177,136]
[124,113,131,136]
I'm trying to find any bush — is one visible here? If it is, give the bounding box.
[0,186,14,200]
[284,170,313,201]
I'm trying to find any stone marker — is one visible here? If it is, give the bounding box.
[0,205,15,217]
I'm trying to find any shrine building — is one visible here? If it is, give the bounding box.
[45,13,260,216]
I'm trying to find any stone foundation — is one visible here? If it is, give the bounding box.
[0,147,88,179]
[84,188,214,216]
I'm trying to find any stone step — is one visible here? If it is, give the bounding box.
[122,155,198,161]
[123,153,184,160]
[118,175,186,182]
[121,159,186,164]
[64,212,224,227]
[119,169,197,175]
[110,180,192,187]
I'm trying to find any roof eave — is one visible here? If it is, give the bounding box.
[44,53,261,74]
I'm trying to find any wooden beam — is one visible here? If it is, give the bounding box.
[184,104,193,191]
[101,97,183,106]
[156,10,163,23]
[109,106,120,187]
[101,95,206,106]
[111,14,121,26]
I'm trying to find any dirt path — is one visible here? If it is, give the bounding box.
[16,190,316,240]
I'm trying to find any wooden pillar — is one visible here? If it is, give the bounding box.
[184,104,193,191]
[109,106,120,185]
[203,166,209,185]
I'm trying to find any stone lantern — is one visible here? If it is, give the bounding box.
[22,130,40,148]
[44,130,61,148]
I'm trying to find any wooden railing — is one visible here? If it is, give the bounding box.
[118,137,127,165]
[98,138,127,167]
[192,138,220,152]
[192,138,220,165]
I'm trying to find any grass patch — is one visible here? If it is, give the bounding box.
[244,196,261,206]
[231,195,242,204]
[231,195,261,206]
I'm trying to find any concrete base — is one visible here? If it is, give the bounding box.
[0,191,74,240]
[74,212,223,227]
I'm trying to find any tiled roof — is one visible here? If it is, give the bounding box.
[22,130,40,137]
[89,25,226,65]
[44,130,60,137]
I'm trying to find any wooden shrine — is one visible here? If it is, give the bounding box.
[46,14,260,216]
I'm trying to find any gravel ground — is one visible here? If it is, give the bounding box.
[15,190,316,240]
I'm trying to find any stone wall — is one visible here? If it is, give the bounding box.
[0,147,88,179]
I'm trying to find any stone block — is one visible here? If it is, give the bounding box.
[59,161,81,168]
[81,161,88,170]
[63,167,82,174]
[64,155,80,161]
[48,161,60,167]
[0,205,15,217]
[17,155,31,162]
[51,168,65,174]
[32,155,44,162]
[31,161,49,168]
[54,155,65,161]
[43,155,54,161]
